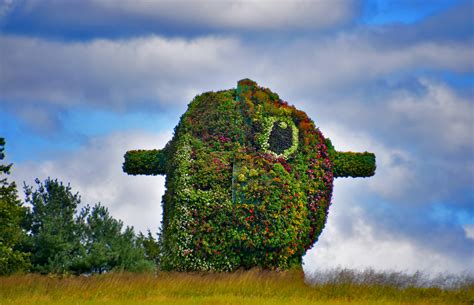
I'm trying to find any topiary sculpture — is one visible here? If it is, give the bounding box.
[123,79,376,271]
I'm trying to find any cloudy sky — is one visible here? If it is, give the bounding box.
[1,0,473,275]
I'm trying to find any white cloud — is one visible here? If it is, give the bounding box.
[303,179,474,275]
[262,37,473,100]
[464,224,474,240]
[388,79,474,153]
[1,33,472,117]
[0,35,246,109]
[12,130,172,233]
[298,119,473,275]
[319,122,417,202]
[295,77,474,206]
[0,0,15,20]
[19,0,357,31]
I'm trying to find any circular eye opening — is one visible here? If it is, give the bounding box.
[268,120,293,155]
[258,117,299,159]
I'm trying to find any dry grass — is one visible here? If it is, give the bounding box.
[0,269,472,305]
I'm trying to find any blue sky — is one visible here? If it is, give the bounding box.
[1,0,473,274]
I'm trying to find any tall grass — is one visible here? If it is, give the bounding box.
[0,269,472,305]
[306,268,474,289]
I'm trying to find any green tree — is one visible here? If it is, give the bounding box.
[24,177,155,274]
[137,230,160,265]
[0,137,31,275]
[77,204,155,274]
[24,178,83,274]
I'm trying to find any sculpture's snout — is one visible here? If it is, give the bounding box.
[325,139,376,178]
[123,149,167,176]
[332,151,376,178]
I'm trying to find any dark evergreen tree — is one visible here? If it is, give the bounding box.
[0,137,31,275]
[24,178,83,274]
[24,178,155,274]
[137,230,160,265]
[112,225,155,272]
[77,204,155,274]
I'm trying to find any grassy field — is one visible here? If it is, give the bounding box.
[0,269,472,305]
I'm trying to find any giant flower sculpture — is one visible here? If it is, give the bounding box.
[123,79,376,271]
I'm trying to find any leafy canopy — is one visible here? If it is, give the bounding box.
[24,178,156,274]
[0,137,30,275]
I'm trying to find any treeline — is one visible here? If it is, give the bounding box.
[0,138,159,275]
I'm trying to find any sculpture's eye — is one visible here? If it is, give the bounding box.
[257,117,299,158]
[269,121,293,155]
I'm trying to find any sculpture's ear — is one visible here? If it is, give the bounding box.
[236,79,280,105]
[326,139,376,178]
[123,148,168,176]
[236,78,258,101]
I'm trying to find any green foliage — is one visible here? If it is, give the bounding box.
[326,139,376,178]
[123,149,167,175]
[0,137,31,275]
[147,80,335,271]
[74,204,155,274]
[24,178,83,274]
[137,230,160,264]
[24,178,155,274]
[332,151,376,178]
[124,79,375,271]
